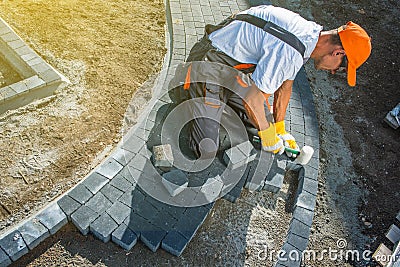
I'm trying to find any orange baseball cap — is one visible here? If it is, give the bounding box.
[338,21,372,86]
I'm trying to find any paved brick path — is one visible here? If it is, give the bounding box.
[0,0,320,266]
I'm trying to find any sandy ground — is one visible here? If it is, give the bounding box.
[1,0,399,266]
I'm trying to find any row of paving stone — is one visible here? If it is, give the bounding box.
[0,0,320,266]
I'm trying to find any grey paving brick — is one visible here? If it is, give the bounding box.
[119,189,146,209]
[71,205,99,235]
[85,192,112,214]
[386,224,400,244]
[295,190,316,212]
[222,165,249,203]
[223,145,248,170]
[153,144,174,168]
[173,207,209,240]
[157,201,186,220]
[96,158,123,179]
[112,147,136,166]
[299,176,318,196]
[304,167,319,181]
[134,200,159,221]
[198,175,223,203]
[122,133,146,153]
[151,210,178,232]
[120,166,141,185]
[128,154,148,172]
[82,172,109,194]
[90,213,118,243]
[292,206,314,227]
[0,230,28,261]
[68,184,93,205]
[140,226,167,252]
[36,203,68,235]
[286,233,309,252]
[18,218,50,250]
[124,213,152,237]
[0,247,11,267]
[100,184,124,203]
[397,211,400,222]
[288,219,311,239]
[161,231,189,256]
[162,169,188,197]
[112,223,138,250]
[57,195,81,220]
[110,174,134,192]
[107,201,132,225]
[237,140,257,159]
[263,173,284,193]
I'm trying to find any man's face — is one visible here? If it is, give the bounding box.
[314,50,346,74]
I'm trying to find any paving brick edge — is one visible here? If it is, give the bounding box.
[0,0,320,264]
[0,17,70,115]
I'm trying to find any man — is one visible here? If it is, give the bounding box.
[175,5,371,158]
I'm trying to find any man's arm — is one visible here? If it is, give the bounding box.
[273,80,293,122]
[243,83,271,130]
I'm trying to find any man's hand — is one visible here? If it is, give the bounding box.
[258,123,285,154]
[275,120,299,157]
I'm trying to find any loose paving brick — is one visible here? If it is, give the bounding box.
[0,230,28,261]
[96,158,123,179]
[236,140,257,160]
[162,169,188,197]
[107,201,132,225]
[68,184,93,205]
[36,203,68,235]
[90,213,118,243]
[161,231,189,256]
[386,224,400,244]
[82,172,109,194]
[140,227,167,252]
[153,144,174,168]
[57,195,81,221]
[18,218,50,250]
[223,146,245,168]
[0,247,11,267]
[197,175,223,203]
[112,223,138,250]
[71,205,99,235]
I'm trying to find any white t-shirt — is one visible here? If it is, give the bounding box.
[209,5,322,94]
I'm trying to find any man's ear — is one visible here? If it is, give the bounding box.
[332,48,345,56]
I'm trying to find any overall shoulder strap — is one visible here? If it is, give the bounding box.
[233,14,306,58]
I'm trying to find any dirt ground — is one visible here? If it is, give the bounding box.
[0,0,399,266]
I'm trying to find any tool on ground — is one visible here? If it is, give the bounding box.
[252,136,314,166]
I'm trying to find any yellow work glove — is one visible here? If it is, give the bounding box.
[275,121,299,158]
[258,123,284,154]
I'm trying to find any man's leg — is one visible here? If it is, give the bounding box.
[188,83,224,158]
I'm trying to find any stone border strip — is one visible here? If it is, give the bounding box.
[0,0,320,265]
[0,17,70,114]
